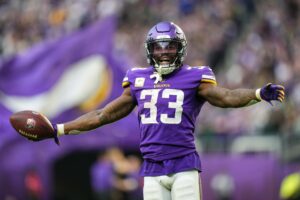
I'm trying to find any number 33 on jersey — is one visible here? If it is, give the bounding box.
[122,65,217,160]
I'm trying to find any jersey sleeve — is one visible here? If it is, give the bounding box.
[122,67,148,88]
[200,66,217,85]
[122,70,131,88]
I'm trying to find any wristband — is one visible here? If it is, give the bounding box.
[57,124,65,136]
[255,88,262,101]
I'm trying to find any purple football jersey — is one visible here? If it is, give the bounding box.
[122,65,217,161]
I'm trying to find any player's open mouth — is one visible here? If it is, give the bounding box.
[159,57,171,65]
[159,60,170,65]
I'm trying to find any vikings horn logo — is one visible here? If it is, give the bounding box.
[0,55,112,117]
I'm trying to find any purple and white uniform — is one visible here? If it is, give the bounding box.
[122,65,217,176]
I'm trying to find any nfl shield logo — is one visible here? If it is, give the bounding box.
[26,118,36,129]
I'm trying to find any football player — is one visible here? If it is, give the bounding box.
[36,22,285,200]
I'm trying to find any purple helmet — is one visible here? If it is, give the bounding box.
[145,21,187,75]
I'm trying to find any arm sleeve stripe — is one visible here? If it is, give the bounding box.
[122,82,130,88]
[201,79,217,85]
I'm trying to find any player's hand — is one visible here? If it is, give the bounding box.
[257,83,285,105]
[9,110,60,145]
[26,124,60,145]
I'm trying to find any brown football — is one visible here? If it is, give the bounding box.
[9,110,54,141]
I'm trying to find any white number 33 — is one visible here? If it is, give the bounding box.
[140,89,184,124]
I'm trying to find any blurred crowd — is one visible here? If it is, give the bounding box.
[0,0,299,136]
[90,147,143,200]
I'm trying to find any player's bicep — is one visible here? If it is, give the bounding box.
[198,83,229,107]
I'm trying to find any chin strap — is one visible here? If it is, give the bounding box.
[150,72,163,84]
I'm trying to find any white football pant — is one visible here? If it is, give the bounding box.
[143,170,202,200]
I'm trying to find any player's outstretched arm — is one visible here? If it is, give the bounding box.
[198,83,285,108]
[9,88,136,144]
[58,87,136,135]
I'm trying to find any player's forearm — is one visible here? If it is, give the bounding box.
[206,87,260,108]
[58,96,136,135]
[55,86,136,136]
[62,109,107,134]
[221,88,260,108]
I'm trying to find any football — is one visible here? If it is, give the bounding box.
[9,110,54,141]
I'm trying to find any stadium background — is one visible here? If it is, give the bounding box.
[0,0,299,199]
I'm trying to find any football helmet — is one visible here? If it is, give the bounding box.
[145,21,187,75]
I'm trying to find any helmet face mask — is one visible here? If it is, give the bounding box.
[145,22,187,75]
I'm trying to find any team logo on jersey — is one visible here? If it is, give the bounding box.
[135,78,145,87]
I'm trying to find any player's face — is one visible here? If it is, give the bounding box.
[151,41,179,65]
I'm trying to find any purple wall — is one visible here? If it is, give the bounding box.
[200,154,297,200]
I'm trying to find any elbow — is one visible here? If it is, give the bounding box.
[87,110,107,129]
[95,109,111,127]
